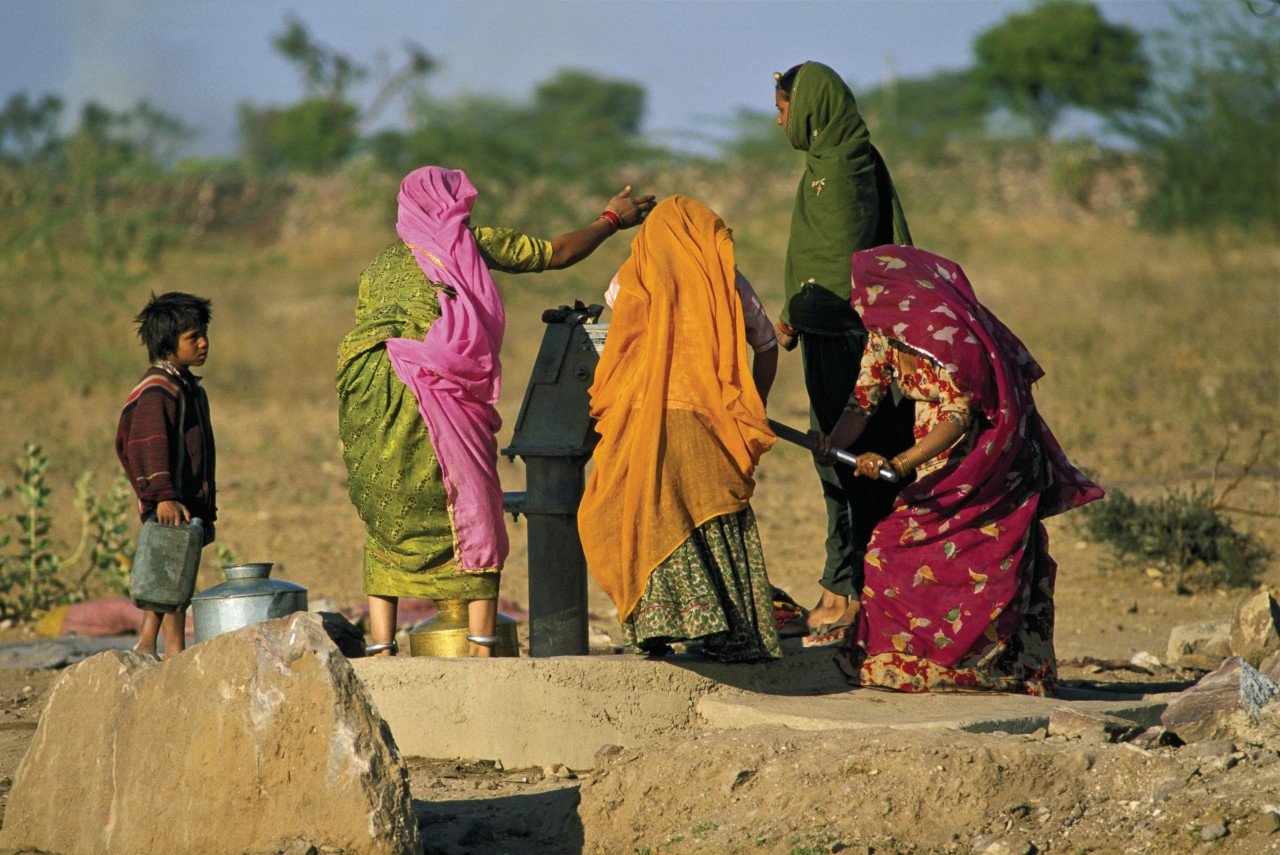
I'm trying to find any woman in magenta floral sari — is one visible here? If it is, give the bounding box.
[813,245,1102,696]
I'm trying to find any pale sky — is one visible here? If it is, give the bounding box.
[1,0,1178,155]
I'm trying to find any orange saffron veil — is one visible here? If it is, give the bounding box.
[578,196,775,621]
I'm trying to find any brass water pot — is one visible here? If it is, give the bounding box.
[407,599,519,657]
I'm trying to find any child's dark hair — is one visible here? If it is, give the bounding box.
[134,292,212,363]
[775,64,802,99]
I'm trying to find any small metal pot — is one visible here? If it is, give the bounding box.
[407,599,519,658]
[191,563,308,643]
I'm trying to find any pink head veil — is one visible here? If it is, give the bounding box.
[384,166,508,572]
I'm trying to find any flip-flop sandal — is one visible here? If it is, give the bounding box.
[801,619,855,648]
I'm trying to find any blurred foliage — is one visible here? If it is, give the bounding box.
[0,92,64,164]
[0,95,194,283]
[974,0,1149,140]
[369,69,672,190]
[240,98,359,174]
[715,108,794,171]
[858,70,990,164]
[1114,0,1280,232]
[0,1,1275,287]
[239,16,433,174]
[0,443,133,620]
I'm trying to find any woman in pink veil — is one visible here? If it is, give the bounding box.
[337,166,653,656]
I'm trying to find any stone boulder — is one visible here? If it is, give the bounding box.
[1161,656,1280,744]
[0,612,421,854]
[1261,650,1280,683]
[1166,618,1232,670]
[1047,707,1141,744]
[1229,587,1280,667]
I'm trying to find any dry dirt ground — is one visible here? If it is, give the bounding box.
[2,651,1280,853]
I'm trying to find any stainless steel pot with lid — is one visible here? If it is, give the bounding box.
[191,563,308,643]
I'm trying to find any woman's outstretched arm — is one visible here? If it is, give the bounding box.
[547,186,656,269]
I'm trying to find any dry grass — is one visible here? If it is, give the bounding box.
[1,158,1276,626]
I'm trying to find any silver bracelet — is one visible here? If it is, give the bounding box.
[364,640,398,655]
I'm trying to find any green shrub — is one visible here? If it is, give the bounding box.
[1116,0,1280,232]
[0,443,134,620]
[1082,484,1270,591]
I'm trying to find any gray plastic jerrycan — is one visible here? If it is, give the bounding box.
[129,518,204,612]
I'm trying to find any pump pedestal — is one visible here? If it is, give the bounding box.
[503,302,606,657]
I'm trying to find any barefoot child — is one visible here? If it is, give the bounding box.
[115,292,217,657]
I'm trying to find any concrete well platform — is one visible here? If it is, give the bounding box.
[352,649,1173,769]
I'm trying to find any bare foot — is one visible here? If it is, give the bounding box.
[806,591,855,630]
[131,643,159,660]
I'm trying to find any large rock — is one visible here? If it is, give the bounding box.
[1166,618,1232,670]
[1047,707,1141,743]
[1161,656,1280,744]
[0,612,421,854]
[1261,650,1280,682]
[1230,587,1280,667]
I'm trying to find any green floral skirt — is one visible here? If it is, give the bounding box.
[623,506,781,662]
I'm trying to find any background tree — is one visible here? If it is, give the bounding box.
[973,0,1149,141]
[1115,0,1280,232]
[858,69,990,163]
[532,69,644,138]
[373,68,659,203]
[239,16,434,173]
[0,93,64,165]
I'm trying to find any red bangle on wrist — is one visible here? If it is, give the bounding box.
[598,210,622,232]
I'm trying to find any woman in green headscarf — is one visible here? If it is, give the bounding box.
[772,61,917,639]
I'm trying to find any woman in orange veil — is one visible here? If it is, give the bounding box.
[579,196,781,661]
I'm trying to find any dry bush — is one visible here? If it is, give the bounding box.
[1082,432,1275,591]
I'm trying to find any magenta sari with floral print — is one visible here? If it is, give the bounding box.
[837,246,1103,696]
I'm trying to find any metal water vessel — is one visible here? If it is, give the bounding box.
[129,518,204,611]
[191,563,308,643]
[407,599,519,657]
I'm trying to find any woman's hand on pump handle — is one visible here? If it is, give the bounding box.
[852,452,893,479]
[605,185,657,228]
[809,430,895,480]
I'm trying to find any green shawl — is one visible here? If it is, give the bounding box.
[781,62,912,333]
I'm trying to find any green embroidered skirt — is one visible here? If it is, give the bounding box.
[622,506,781,662]
[336,346,498,601]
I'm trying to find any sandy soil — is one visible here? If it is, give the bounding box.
[3,653,1279,853]
[577,723,1280,854]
